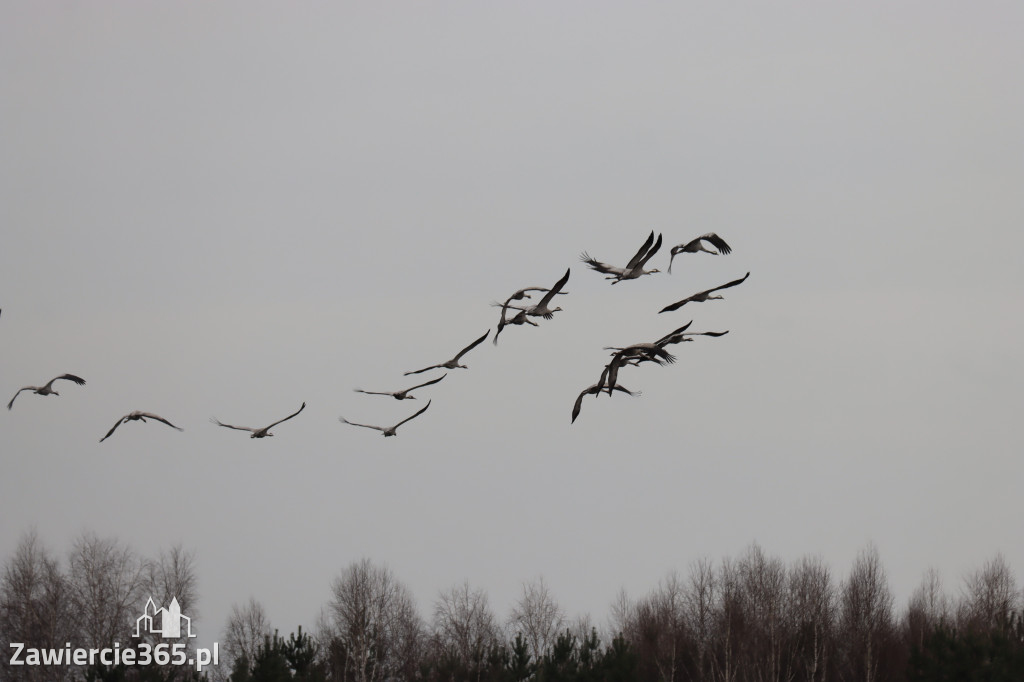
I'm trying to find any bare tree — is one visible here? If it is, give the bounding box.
[837,544,895,682]
[145,544,198,619]
[633,571,689,682]
[321,558,423,682]
[903,567,949,653]
[711,558,743,682]
[788,555,836,682]
[142,541,200,666]
[608,587,634,639]
[508,576,565,661]
[430,580,500,677]
[685,558,716,682]
[0,531,73,682]
[65,531,148,650]
[222,597,272,679]
[568,613,598,646]
[735,543,789,682]
[959,553,1019,633]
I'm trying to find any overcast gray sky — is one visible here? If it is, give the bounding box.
[2,1,1022,647]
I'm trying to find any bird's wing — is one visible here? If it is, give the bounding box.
[497,298,517,323]
[701,233,732,254]
[636,233,663,268]
[494,294,519,344]
[517,286,568,297]
[579,252,619,275]
[658,295,694,313]
[394,399,431,430]
[452,330,490,362]
[658,335,693,348]
[623,344,675,365]
[210,418,256,433]
[695,330,730,337]
[493,316,508,345]
[649,346,677,365]
[655,321,694,346]
[496,293,526,324]
[7,387,32,410]
[139,413,183,431]
[99,416,127,442]
[536,268,571,308]
[624,231,656,270]
[264,402,306,430]
[610,384,640,397]
[339,418,384,432]
[404,363,442,376]
[702,271,750,296]
[407,374,446,391]
[43,374,86,390]
[571,385,600,423]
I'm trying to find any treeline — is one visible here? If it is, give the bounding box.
[0,530,199,682]
[3,532,1023,681]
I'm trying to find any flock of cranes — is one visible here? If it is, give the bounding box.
[5,233,747,440]
[572,232,746,422]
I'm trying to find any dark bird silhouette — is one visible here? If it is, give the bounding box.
[493,309,539,345]
[502,268,571,320]
[405,331,490,376]
[659,272,750,313]
[652,321,729,347]
[355,375,446,400]
[493,285,567,344]
[667,233,732,273]
[211,402,306,438]
[599,344,677,395]
[8,374,86,410]
[595,322,728,395]
[340,400,431,437]
[659,329,729,346]
[609,323,702,369]
[571,382,640,424]
[580,232,662,283]
[100,411,183,443]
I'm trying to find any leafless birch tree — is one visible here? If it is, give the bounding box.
[788,554,835,682]
[508,576,565,661]
[66,531,148,650]
[0,531,73,682]
[959,553,1019,633]
[222,597,272,679]
[838,544,895,682]
[430,580,500,676]
[321,558,423,682]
